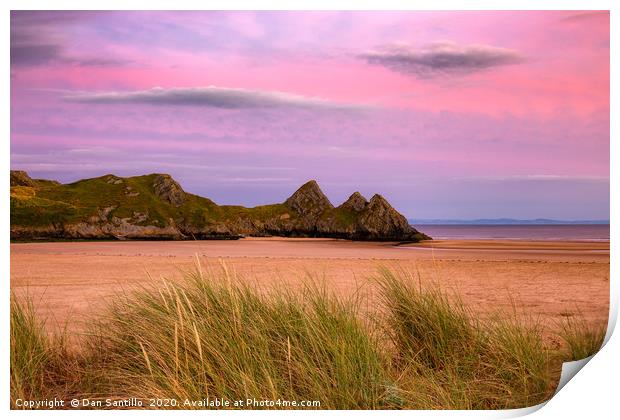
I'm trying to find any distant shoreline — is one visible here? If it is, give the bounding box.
[409,220,609,225]
[407,218,610,226]
[412,224,610,242]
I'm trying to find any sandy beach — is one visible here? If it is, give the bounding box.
[10,238,609,338]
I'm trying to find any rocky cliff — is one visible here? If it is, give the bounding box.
[10,170,36,187]
[10,170,430,242]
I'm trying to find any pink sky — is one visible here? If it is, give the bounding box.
[10,11,609,219]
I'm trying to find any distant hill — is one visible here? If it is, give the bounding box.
[10,170,430,242]
[409,218,609,225]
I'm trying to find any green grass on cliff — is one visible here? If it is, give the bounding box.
[39,174,218,227]
[10,186,78,227]
[320,207,358,228]
[10,174,292,229]
[10,266,605,410]
[10,174,360,233]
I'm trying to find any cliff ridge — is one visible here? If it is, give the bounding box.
[10,171,430,242]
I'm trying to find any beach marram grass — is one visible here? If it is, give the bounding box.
[558,315,606,361]
[88,264,385,409]
[10,297,77,405]
[10,297,51,404]
[376,268,552,409]
[10,263,606,409]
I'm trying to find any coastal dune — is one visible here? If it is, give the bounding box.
[10,237,610,338]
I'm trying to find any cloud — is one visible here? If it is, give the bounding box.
[561,11,609,23]
[61,86,367,110]
[359,41,524,77]
[10,11,128,68]
[11,43,127,67]
[10,20,63,66]
[460,175,609,183]
[10,43,64,66]
[218,177,294,183]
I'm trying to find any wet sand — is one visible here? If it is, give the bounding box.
[10,238,609,338]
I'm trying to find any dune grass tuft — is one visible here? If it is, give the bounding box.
[11,297,51,407]
[10,296,75,408]
[375,268,551,409]
[88,265,386,408]
[10,264,606,409]
[558,316,607,361]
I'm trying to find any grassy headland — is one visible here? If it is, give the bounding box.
[11,171,429,242]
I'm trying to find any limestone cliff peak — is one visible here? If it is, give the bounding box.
[284,180,333,215]
[152,174,186,206]
[339,191,368,212]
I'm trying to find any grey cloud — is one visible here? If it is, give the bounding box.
[10,43,63,66]
[62,86,367,110]
[359,41,524,77]
[11,10,101,26]
[65,56,130,67]
[11,42,127,67]
[11,11,129,68]
[10,22,63,66]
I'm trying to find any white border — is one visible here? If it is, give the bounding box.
[3,1,616,419]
